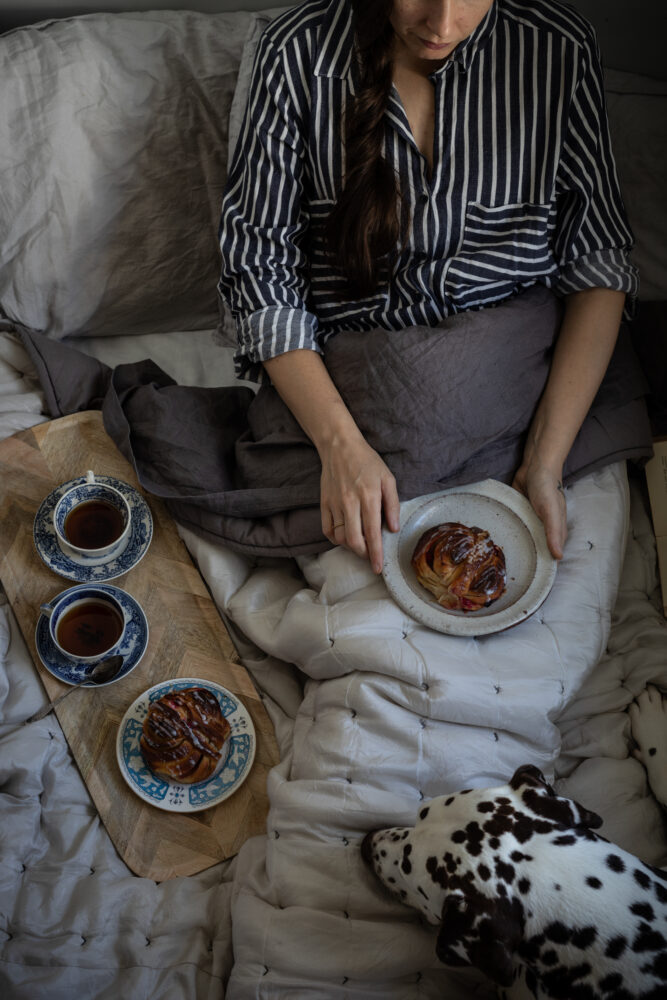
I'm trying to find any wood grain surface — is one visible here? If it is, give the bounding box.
[0,411,280,880]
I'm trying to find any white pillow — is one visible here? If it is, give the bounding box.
[0,9,252,339]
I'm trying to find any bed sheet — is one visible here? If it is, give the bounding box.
[1,327,666,1000]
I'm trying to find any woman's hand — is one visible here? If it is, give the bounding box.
[512,459,567,560]
[512,287,625,562]
[320,434,400,574]
[263,349,400,574]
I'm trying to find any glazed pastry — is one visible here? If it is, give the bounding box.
[140,687,231,783]
[411,521,506,612]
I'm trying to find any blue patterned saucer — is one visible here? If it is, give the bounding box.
[34,475,153,582]
[35,583,149,686]
[116,678,256,813]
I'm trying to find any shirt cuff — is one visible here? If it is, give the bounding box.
[554,249,640,299]
[233,306,320,383]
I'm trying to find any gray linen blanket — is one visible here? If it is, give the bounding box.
[16,285,652,557]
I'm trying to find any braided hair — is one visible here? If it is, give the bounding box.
[325,0,404,298]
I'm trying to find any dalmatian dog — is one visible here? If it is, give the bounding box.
[361,764,667,999]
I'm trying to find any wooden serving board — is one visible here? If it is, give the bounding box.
[0,411,280,881]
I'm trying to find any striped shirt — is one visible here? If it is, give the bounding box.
[219,0,637,382]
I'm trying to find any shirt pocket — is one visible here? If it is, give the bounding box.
[445,201,557,304]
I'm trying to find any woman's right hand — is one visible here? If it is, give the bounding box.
[263,349,401,573]
[319,432,401,574]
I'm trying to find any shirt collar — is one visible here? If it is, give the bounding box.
[313,0,355,79]
[433,0,498,76]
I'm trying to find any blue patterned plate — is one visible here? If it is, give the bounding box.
[33,475,153,582]
[35,583,149,686]
[115,678,256,813]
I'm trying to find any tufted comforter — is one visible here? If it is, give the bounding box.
[1,326,666,999]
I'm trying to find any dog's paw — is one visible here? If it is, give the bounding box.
[629,685,667,808]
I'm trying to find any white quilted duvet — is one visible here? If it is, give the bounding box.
[1,329,666,1000]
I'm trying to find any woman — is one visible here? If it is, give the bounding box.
[219,0,637,574]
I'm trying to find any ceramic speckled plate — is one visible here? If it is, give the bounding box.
[382,479,557,636]
[116,678,256,813]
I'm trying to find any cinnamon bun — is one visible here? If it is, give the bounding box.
[140,686,231,784]
[411,521,506,612]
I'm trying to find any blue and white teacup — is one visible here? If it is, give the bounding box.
[40,586,127,663]
[53,471,131,562]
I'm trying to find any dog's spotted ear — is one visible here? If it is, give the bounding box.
[510,764,602,830]
[558,795,603,831]
[435,895,475,969]
[435,893,522,988]
[509,764,551,793]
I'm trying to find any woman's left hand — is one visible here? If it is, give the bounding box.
[510,287,625,562]
[512,459,567,560]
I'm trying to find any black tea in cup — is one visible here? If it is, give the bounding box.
[64,499,125,550]
[56,600,124,657]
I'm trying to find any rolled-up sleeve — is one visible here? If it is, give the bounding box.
[219,31,319,381]
[551,25,639,301]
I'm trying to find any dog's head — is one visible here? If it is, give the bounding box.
[361,764,602,986]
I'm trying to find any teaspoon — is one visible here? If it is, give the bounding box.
[20,654,125,726]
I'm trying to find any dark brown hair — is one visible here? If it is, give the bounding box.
[325,0,402,298]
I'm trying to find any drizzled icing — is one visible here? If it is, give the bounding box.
[140,687,231,783]
[412,522,507,612]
